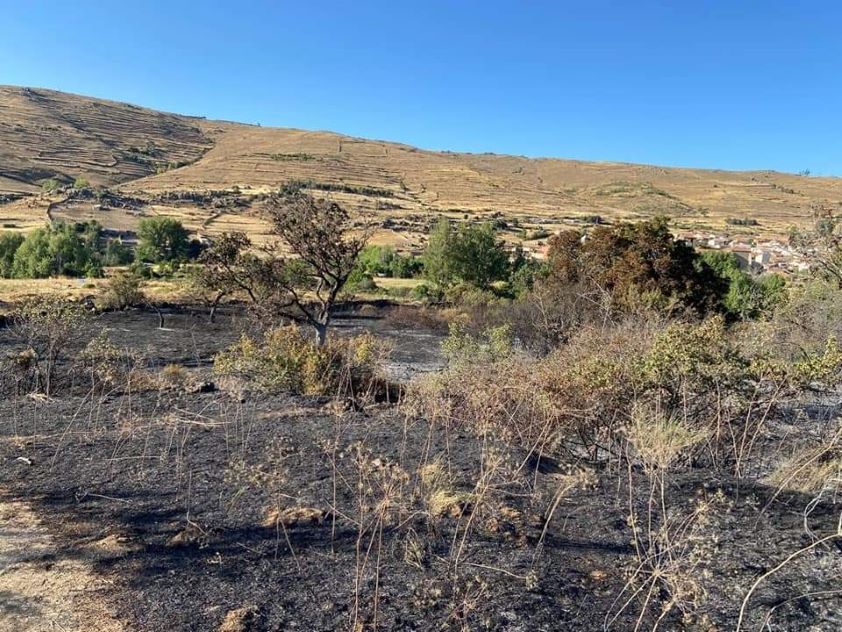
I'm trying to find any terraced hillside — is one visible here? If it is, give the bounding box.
[0,86,213,193]
[2,85,842,242]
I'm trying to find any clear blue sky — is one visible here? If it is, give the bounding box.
[2,1,840,174]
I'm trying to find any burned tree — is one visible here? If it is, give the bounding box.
[194,191,368,344]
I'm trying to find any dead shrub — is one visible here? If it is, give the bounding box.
[410,315,842,476]
[407,353,557,458]
[384,304,449,333]
[159,363,190,389]
[4,295,88,395]
[78,332,130,390]
[766,428,842,497]
[606,406,724,630]
[77,332,159,394]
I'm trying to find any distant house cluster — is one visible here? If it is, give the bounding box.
[681,232,811,274]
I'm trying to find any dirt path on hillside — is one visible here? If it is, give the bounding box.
[0,497,122,632]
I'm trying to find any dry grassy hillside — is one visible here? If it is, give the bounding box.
[0,86,212,193]
[2,85,842,242]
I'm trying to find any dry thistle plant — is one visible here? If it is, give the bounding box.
[344,441,411,631]
[607,406,722,631]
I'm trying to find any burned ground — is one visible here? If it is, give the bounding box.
[0,309,841,631]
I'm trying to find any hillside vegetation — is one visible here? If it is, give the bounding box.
[2,86,842,243]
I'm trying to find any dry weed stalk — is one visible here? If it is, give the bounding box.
[606,408,721,631]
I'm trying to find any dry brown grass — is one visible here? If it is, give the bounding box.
[0,85,211,192]
[3,86,841,246]
[262,506,331,528]
[217,606,258,632]
[0,275,192,311]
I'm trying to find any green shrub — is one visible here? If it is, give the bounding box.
[100,272,146,310]
[355,245,423,279]
[701,250,785,320]
[392,254,423,278]
[346,269,378,293]
[441,323,513,365]
[41,178,64,193]
[11,222,103,278]
[129,261,154,279]
[214,325,387,397]
[411,282,443,303]
[0,232,24,278]
[443,282,499,307]
[102,239,134,266]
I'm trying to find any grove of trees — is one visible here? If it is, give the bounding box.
[0,217,199,280]
[0,221,131,279]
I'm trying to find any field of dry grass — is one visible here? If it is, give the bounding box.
[2,86,842,247]
[0,275,191,309]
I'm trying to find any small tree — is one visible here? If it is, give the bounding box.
[546,217,726,316]
[423,219,510,289]
[136,217,189,263]
[449,222,510,289]
[195,192,368,344]
[423,218,455,287]
[192,232,267,322]
[264,191,369,345]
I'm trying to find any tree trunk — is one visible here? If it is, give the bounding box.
[315,322,328,347]
[148,302,165,329]
[209,293,224,323]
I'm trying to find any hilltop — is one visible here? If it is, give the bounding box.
[2,85,841,247]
